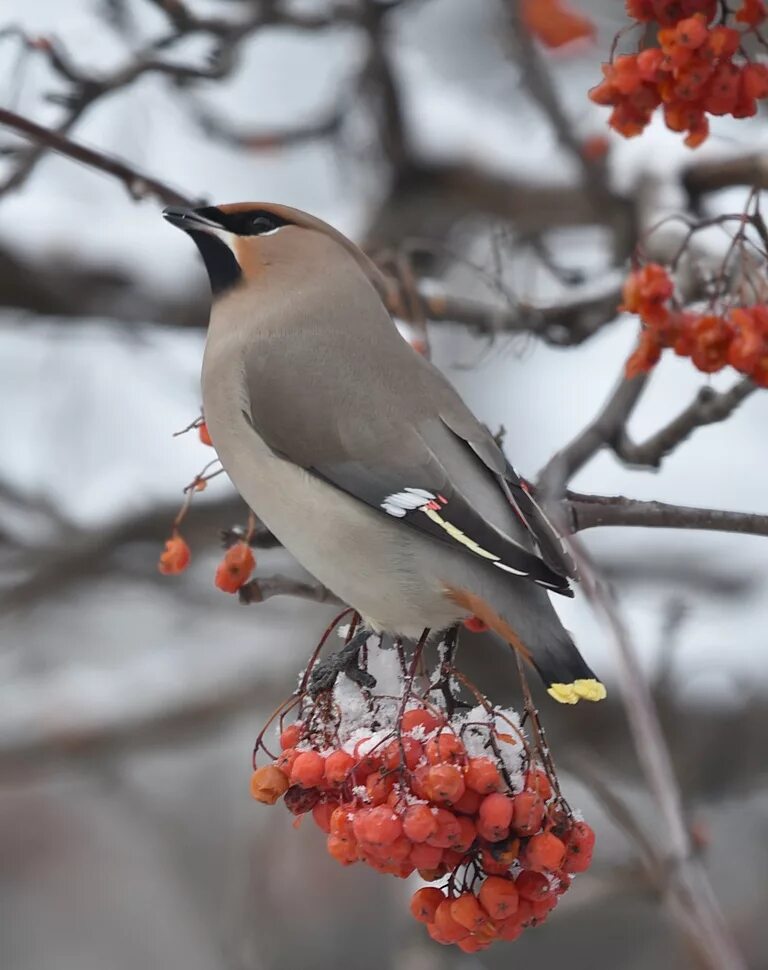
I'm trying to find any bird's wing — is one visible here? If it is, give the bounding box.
[242,314,573,596]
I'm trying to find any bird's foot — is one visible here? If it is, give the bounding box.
[308,631,377,697]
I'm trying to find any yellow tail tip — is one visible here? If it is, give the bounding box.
[547,679,607,704]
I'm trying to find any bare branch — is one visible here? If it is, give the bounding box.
[537,375,650,497]
[0,107,196,205]
[567,492,768,538]
[418,285,622,346]
[615,379,756,469]
[239,574,343,607]
[683,153,768,211]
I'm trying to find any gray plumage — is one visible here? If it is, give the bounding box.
[163,201,605,704]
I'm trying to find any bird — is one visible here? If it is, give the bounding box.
[162,201,605,705]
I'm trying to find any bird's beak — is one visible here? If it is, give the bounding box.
[162,206,223,235]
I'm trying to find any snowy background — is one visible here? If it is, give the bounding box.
[1,1,767,968]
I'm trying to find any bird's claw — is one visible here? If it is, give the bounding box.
[308,633,377,697]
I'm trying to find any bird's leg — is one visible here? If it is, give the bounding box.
[308,629,376,696]
[430,626,471,718]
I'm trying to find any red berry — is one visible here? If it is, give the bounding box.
[465,757,503,794]
[563,820,596,873]
[479,875,519,920]
[290,750,325,789]
[403,804,439,842]
[525,832,567,873]
[516,869,552,902]
[511,790,546,835]
[410,887,444,924]
[279,723,302,749]
[423,764,466,804]
[324,749,355,785]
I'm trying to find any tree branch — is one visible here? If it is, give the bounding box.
[238,574,343,607]
[0,107,196,205]
[537,375,650,497]
[614,379,756,469]
[567,492,768,538]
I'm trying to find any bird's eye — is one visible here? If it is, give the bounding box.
[250,214,279,235]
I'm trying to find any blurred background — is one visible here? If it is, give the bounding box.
[1,1,768,968]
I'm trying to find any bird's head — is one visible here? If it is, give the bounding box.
[163,201,387,299]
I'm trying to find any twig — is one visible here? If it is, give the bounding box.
[0,107,195,205]
[614,380,756,469]
[566,492,768,538]
[238,575,343,607]
[537,375,650,498]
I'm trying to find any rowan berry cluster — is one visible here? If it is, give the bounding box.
[250,643,594,951]
[590,2,768,147]
[622,263,768,385]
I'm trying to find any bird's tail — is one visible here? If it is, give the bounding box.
[445,580,606,705]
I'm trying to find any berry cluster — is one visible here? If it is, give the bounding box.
[623,263,768,385]
[250,644,594,951]
[590,3,768,147]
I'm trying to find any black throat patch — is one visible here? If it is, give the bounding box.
[189,230,242,295]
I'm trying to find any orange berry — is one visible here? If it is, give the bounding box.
[457,936,490,953]
[279,723,302,749]
[353,737,383,773]
[290,750,325,789]
[425,730,466,766]
[214,541,255,593]
[312,800,335,833]
[424,764,466,804]
[403,804,439,842]
[359,805,403,846]
[497,916,525,941]
[365,771,395,805]
[198,421,213,446]
[400,708,444,737]
[453,788,482,815]
[426,808,462,848]
[563,820,596,873]
[326,833,358,865]
[275,747,298,775]
[433,899,470,943]
[324,749,354,785]
[409,842,443,869]
[329,806,356,842]
[479,875,519,920]
[479,793,514,837]
[410,887,445,924]
[381,736,423,771]
[465,757,503,794]
[524,768,553,802]
[425,922,452,945]
[525,832,566,873]
[454,814,477,853]
[451,892,490,933]
[480,847,515,875]
[158,534,191,575]
[515,869,552,901]
[675,15,707,49]
[511,790,546,836]
[249,765,289,804]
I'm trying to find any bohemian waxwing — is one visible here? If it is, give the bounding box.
[162,202,606,705]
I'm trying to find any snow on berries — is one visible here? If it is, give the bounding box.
[249,630,595,951]
[622,262,768,385]
[591,3,768,147]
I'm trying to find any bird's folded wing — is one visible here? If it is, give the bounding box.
[242,324,572,595]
